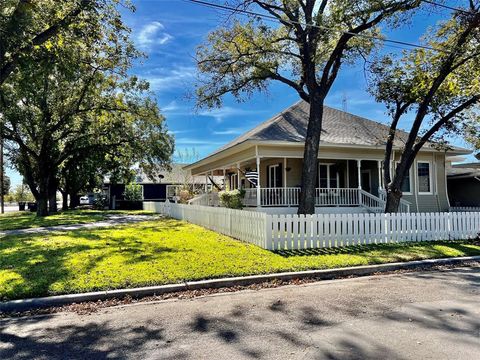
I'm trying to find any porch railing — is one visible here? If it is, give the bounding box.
[243,187,411,213]
[378,189,411,213]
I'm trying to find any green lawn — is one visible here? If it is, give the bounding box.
[1,218,479,301]
[0,210,153,231]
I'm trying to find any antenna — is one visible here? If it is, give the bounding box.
[342,92,348,112]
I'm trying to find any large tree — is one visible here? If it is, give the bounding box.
[0,0,100,86]
[1,1,174,216]
[195,0,421,214]
[369,2,480,212]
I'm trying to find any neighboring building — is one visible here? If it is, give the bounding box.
[185,101,470,213]
[104,164,223,207]
[447,162,480,207]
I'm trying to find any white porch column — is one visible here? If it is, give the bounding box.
[283,157,287,188]
[237,162,241,189]
[377,160,382,190]
[357,160,362,189]
[357,160,362,205]
[204,173,208,193]
[256,156,261,207]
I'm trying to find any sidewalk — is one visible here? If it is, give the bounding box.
[0,214,162,237]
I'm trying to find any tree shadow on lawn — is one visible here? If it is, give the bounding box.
[274,240,480,259]
[0,228,184,301]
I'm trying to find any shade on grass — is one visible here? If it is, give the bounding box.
[0,210,153,231]
[1,219,479,301]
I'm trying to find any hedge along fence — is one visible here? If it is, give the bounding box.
[144,201,480,251]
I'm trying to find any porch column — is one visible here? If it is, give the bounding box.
[283,157,287,188]
[357,160,362,189]
[377,160,382,190]
[223,168,226,190]
[237,162,241,189]
[204,173,208,193]
[357,160,362,205]
[256,156,261,207]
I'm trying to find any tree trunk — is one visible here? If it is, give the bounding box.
[48,178,58,213]
[384,185,402,213]
[61,191,68,210]
[69,192,80,208]
[298,95,324,214]
[36,174,50,217]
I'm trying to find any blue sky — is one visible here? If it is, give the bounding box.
[5,0,474,187]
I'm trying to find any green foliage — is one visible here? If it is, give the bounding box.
[1,218,479,300]
[1,173,9,196]
[219,189,246,209]
[93,194,109,210]
[0,0,174,216]
[124,183,143,201]
[10,184,34,203]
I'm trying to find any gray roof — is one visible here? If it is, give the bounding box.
[448,162,480,179]
[214,101,421,154]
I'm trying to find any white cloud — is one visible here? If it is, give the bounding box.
[176,137,225,146]
[199,107,266,123]
[137,21,173,49]
[212,127,247,135]
[144,66,196,92]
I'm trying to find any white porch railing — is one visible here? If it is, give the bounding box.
[243,187,411,213]
[379,189,411,213]
[188,192,221,207]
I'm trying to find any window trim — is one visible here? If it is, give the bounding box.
[396,162,413,195]
[318,163,339,189]
[417,161,433,195]
[268,164,280,188]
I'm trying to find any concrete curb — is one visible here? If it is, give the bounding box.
[2,255,479,312]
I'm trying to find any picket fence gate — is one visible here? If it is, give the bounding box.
[143,201,480,251]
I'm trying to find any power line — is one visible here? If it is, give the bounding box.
[186,0,453,53]
[420,0,472,15]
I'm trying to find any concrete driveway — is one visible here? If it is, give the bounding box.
[1,266,479,359]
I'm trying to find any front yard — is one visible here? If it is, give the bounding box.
[0,210,153,231]
[1,218,480,301]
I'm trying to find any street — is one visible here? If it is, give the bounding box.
[1,266,479,360]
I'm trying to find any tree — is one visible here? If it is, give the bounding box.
[1,1,174,216]
[195,0,421,214]
[0,0,104,86]
[1,171,9,195]
[369,3,480,212]
[11,183,34,203]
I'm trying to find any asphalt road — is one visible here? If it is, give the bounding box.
[1,267,479,360]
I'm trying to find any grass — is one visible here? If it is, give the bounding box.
[0,210,153,231]
[1,218,479,301]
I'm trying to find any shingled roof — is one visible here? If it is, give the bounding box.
[214,101,411,154]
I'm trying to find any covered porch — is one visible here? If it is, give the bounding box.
[194,155,399,212]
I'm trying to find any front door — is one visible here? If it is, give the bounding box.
[361,170,371,193]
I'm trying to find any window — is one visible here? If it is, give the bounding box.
[230,173,237,190]
[417,162,432,194]
[396,162,412,194]
[268,164,280,188]
[318,163,340,189]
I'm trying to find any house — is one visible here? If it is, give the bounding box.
[104,164,223,208]
[447,162,480,208]
[184,101,470,213]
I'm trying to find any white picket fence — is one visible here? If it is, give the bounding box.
[450,206,480,212]
[144,201,480,251]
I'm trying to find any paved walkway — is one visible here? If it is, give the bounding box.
[1,266,479,359]
[0,214,162,237]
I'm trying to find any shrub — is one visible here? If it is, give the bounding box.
[93,194,109,210]
[124,183,143,201]
[178,189,193,204]
[219,189,245,209]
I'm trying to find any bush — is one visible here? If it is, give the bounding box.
[124,183,143,201]
[93,195,109,210]
[178,189,193,204]
[219,189,245,209]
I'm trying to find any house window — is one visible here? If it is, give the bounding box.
[396,162,412,194]
[268,164,281,188]
[230,173,238,190]
[417,162,432,194]
[318,163,339,189]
